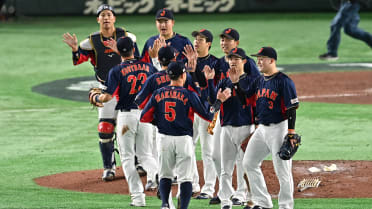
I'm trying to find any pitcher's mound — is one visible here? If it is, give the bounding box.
[34,160,372,198]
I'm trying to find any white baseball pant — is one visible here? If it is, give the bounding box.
[156,133,194,183]
[219,124,254,208]
[192,114,217,197]
[243,120,294,209]
[116,109,158,201]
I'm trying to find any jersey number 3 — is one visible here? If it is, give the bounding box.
[127,73,147,94]
[165,102,176,122]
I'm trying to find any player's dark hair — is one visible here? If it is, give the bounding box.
[169,73,182,80]
[160,60,171,67]
[119,49,133,58]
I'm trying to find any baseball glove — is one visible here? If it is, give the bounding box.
[88,87,104,107]
[278,133,301,160]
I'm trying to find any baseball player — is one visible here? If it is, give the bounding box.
[91,36,158,207]
[239,47,300,209]
[136,46,201,193]
[204,48,258,209]
[141,8,192,64]
[209,28,260,205]
[62,4,140,181]
[186,29,219,200]
[140,61,229,209]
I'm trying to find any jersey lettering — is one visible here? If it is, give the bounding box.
[156,75,171,85]
[121,63,150,76]
[155,90,188,105]
[127,73,148,94]
[256,88,278,101]
[165,101,176,122]
[268,101,274,109]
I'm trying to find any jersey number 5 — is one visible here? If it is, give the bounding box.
[127,73,147,94]
[165,102,176,122]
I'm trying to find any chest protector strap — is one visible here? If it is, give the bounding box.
[90,28,127,83]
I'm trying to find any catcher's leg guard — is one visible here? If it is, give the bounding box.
[98,119,116,170]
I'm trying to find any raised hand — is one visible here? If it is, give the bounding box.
[63,32,78,52]
[104,38,119,54]
[183,44,197,72]
[203,65,215,80]
[217,88,232,102]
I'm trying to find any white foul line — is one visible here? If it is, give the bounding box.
[299,89,372,99]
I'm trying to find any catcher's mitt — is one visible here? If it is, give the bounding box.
[278,133,301,160]
[88,88,104,107]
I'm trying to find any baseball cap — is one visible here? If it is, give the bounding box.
[251,47,277,60]
[167,61,186,77]
[191,29,213,43]
[227,47,246,59]
[116,36,134,54]
[155,8,174,20]
[219,28,239,41]
[96,4,115,16]
[158,46,177,63]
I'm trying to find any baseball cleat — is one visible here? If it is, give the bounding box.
[209,196,221,204]
[231,198,242,206]
[130,202,146,207]
[102,169,115,181]
[130,193,146,207]
[195,193,212,199]
[222,205,231,209]
[136,165,147,177]
[160,203,170,209]
[251,206,271,209]
[145,180,157,191]
[318,53,339,61]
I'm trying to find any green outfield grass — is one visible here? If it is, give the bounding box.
[0,13,372,209]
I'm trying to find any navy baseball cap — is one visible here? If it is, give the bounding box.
[158,46,176,63]
[220,28,239,41]
[192,29,213,43]
[155,8,174,20]
[96,4,115,16]
[251,47,277,60]
[227,47,246,59]
[167,61,186,77]
[117,36,134,54]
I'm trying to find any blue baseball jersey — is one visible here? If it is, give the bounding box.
[208,75,257,127]
[140,86,213,137]
[135,70,200,109]
[141,33,192,63]
[215,55,260,85]
[105,59,157,110]
[192,54,219,107]
[194,54,219,87]
[240,72,299,125]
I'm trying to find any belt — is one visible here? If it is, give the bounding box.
[120,108,132,112]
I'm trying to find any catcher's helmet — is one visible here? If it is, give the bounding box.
[97,4,115,16]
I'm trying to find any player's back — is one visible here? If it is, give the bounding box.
[106,59,155,110]
[151,86,194,136]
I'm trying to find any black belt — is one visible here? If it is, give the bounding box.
[120,108,132,112]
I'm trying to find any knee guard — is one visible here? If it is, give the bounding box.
[98,119,116,169]
[98,119,115,142]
